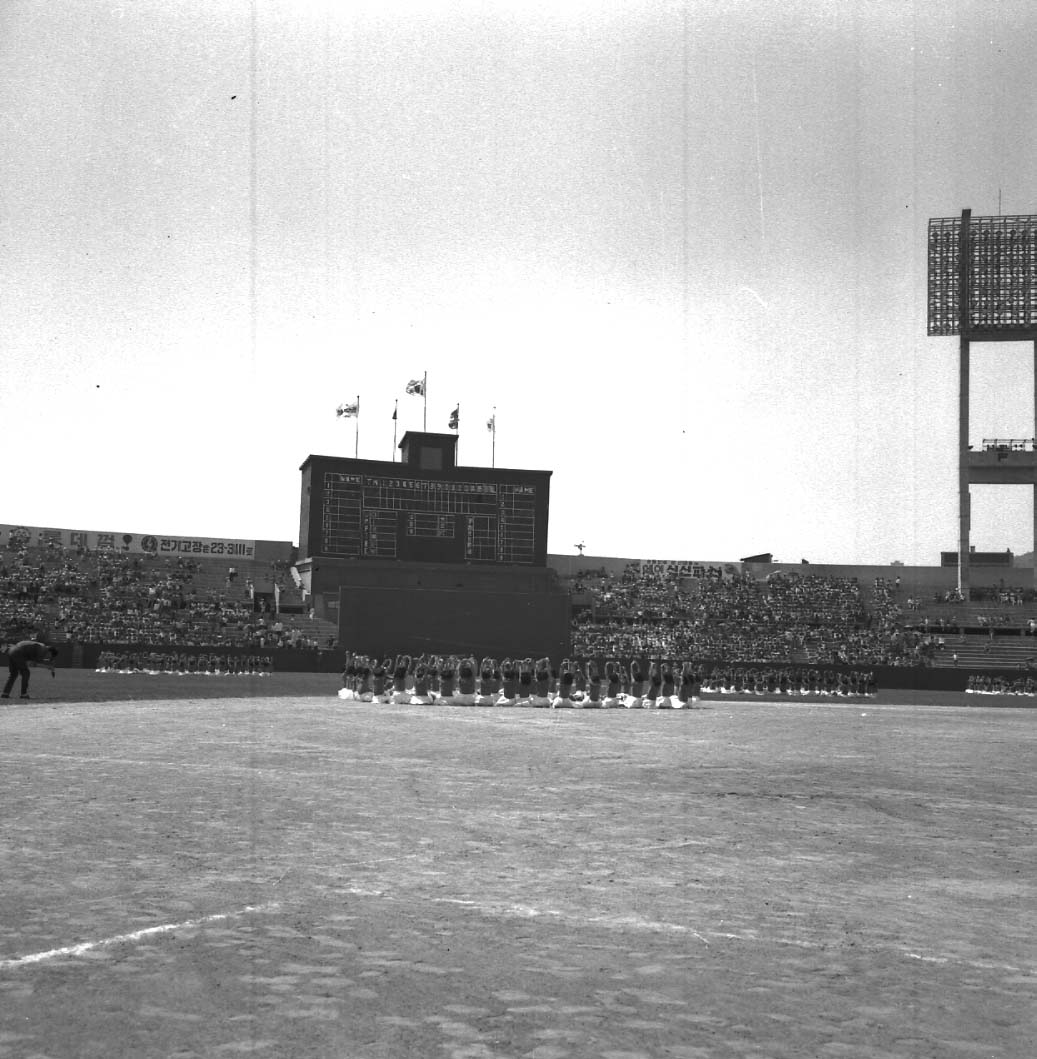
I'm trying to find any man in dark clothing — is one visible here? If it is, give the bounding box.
[2,640,58,699]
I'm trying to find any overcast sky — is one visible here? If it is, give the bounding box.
[2,0,1036,564]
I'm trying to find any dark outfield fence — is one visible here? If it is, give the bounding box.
[51,645,1036,694]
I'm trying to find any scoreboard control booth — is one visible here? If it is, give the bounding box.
[297,431,570,659]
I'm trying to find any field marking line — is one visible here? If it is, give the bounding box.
[0,902,280,971]
[338,887,1033,973]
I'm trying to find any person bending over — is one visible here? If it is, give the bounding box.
[2,640,58,700]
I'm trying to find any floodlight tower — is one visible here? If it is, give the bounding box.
[928,209,1037,599]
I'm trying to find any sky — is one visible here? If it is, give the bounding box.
[2,0,1037,565]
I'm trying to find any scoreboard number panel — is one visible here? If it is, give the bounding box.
[320,472,538,563]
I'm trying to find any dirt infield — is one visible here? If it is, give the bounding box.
[1,683,1035,1058]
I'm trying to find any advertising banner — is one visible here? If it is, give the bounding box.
[0,523,261,559]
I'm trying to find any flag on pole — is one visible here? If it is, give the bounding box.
[391,404,397,420]
[448,406,459,431]
[336,401,359,418]
[486,414,495,432]
[405,378,425,395]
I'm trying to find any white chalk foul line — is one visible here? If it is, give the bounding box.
[337,887,1032,975]
[0,902,280,970]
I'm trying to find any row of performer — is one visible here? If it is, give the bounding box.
[95,650,274,674]
[339,655,878,707]
[966,674,1037,695]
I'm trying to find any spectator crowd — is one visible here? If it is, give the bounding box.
[0,538,330,650]
[569,566,932,667]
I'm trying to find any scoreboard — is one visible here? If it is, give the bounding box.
[323,472,538,562]
[299,451,552,567]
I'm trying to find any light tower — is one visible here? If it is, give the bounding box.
[928,210,1037,599]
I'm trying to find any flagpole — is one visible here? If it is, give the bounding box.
[355,394,359,458]
[423,371,427,431]
[392,399,398,460]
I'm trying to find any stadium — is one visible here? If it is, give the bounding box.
[3,377,1037,1056]
[5,5,1037,1057]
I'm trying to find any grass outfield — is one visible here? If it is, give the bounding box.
[1,684,1035,1058]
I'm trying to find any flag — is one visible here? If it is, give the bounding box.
[391,404,397,420]
[486,414,495,432]
[406,378,425,395]
[336,401,359,418]
[448,406,459,430]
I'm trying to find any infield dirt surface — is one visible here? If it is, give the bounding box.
[1,675,1035,1058]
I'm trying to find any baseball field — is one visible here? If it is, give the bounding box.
[1,673,1034,1058]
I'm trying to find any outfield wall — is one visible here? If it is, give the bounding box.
[55,644,1030,694]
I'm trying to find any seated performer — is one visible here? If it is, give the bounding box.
[530,657,553,707]
[391,654,412,703]
[497,658,520,707]
[439,656,458,701]
[411,655,435,704]
[622,660,646,708]
[355,657,375,701]
[553,658,576,708]
[515,657,535,707]
[677,660,701,708]
[371,657,393,703]
[659,661,677,708]
[338,652,358,700]
[602,660,623,709]
[583,659,603,708]
[453,656,478,706]
[476,657,499,706]
[642,661,662,709]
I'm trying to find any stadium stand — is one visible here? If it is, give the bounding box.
[4,528,1036,676]
[567,566,934,666]
[0,540,338,649]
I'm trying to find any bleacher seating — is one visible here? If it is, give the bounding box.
[5,531,1035,669]
[0,541,338,649]
[568,568,933,666]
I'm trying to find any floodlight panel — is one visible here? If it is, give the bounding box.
[927,215,1037,336]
